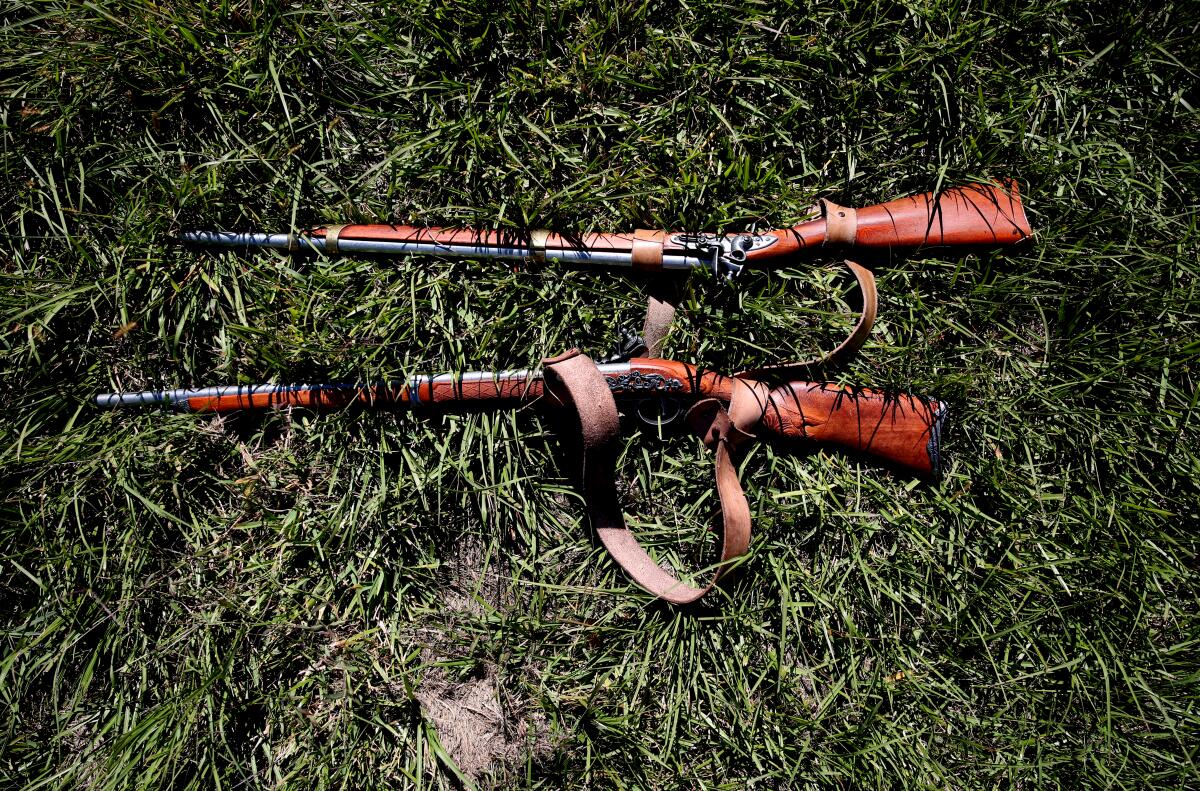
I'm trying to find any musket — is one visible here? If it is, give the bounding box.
[181,181,1030,279]
[97,356,946,477]
[97,354,946,602]
[180,181,1030,369]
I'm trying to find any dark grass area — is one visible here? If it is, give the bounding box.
[2,1,1198,787]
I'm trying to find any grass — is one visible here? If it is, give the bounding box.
[2,0,1198,788]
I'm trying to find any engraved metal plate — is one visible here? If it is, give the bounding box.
[606,371,685,393]
[668,232,779,252]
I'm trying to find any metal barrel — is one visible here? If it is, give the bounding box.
[95,365,635,410]
[95,384,324,408]
[178,231,297,249]
[178,230,706,269]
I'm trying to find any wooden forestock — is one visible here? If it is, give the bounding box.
[758,383,946,477]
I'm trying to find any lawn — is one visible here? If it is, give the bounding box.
[2,1,1198,788]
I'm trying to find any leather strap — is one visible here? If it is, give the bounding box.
[735,259,877,381]
[636,259,876,374]
[543,350,768,604]
[634,230,675,356]
[821,199,858,245]
[631,209,876,375]
[631,230,665,273]
[640,277,679,357]
[324,225,346,255]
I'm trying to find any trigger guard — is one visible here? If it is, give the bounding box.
[635,397,683,427]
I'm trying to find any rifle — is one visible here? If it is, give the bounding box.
[97,352,946,603]
[180,181,1030,367]
[182,181,1028,278]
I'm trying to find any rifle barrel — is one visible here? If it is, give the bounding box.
[95,384,361,409]
[95,363,647,412]
[178,229,705,269]
[179,231,295,249]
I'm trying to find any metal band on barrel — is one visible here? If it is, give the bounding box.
[324,225,346,255]
[528,229,551,262]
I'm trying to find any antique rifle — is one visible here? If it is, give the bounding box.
[181,182,1029,280]
[98,353,945,603]
[180,181,1030,368]
[96,356,944,476]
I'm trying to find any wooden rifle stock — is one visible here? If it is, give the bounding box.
[759,382,944,477]
[802,180,1030,252]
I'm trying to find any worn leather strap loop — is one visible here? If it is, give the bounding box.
[636,259,876,379]
[543,350,762,604]
[636,257,876,382]
[734,259,877,381]
[632,211,876,379]
[820,199,858,246]
[689,378,769,449]
[641,277,679,357]
[631,229,665,273]
[324,225,346,255]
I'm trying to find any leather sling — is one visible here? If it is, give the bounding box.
[543,349,770,604]
[638,258,877,377]
[734,259,876,380]
[634,200,876,375]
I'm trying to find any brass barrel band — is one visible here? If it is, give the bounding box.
[528,229,551,262]
[323,225,346,255]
